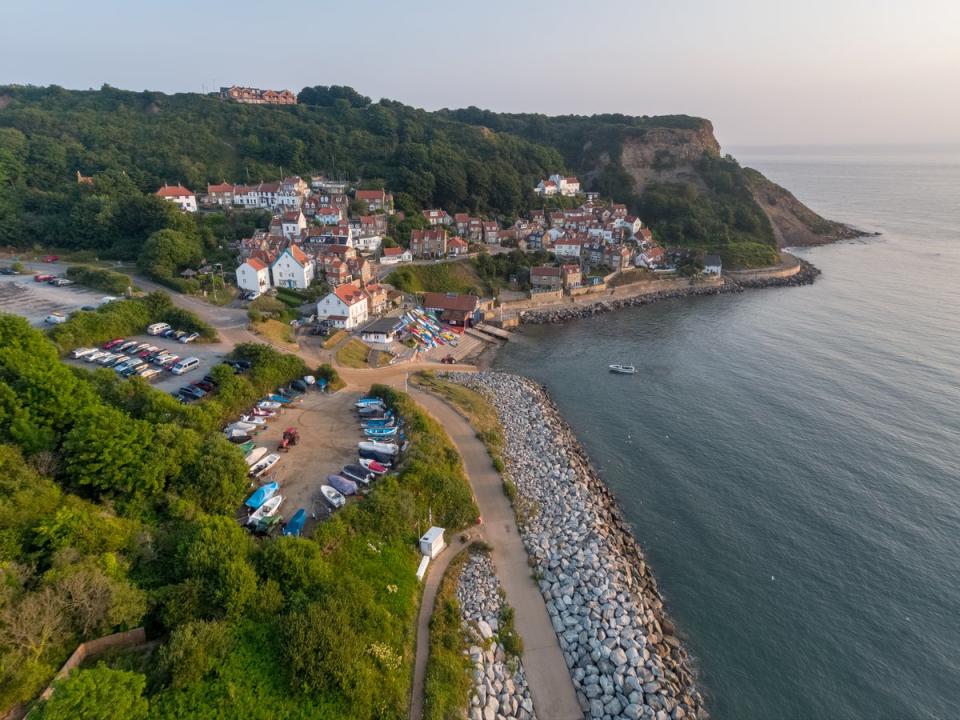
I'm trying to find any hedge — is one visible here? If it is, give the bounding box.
[64,265,134,295]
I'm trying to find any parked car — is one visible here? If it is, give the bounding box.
[162,328,178,338]
[120,363,145,377]
[137,345,160,358]
[179,332,199,344]
[139,367,161,381]
[173,330,187,341]
[97,353,119,365]
[161,356,181,371]
[201,375,219,387]
[43,255,60,263]
[49,278,73,287]
[99,296,119,306]
[0,267,19,275]
[44,312,67,324]
[109,355,131,367]
[85,351,108,363]
[70,347,96,359]
[147,322,171,336]
[179,385,206,399]
[102,338,125,350]
[35,274,55,282]
[193,380,214,392]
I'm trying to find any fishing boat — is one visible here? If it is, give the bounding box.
[244,481,279,510]
[327,474,358,496]
[320,485,346,508]
[247,494,282,525]
[358,440,399,456]
[364,425,398,437]
[359,458,390,474]
[250,453,280,478]
[282,508,307,536]
[608,364,637,375]
[244,446,269,467]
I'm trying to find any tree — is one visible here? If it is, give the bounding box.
[32,665,148,720]
[137,229,202,279]
[158,619,232,689]
[176,436,248,515]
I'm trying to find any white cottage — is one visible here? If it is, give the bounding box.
[235,257,271,293]
[316,284,369,329]
[270,245,315,289]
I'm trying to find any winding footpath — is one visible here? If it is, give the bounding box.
[411,389,583,720]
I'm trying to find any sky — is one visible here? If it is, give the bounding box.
[2,0,959,147]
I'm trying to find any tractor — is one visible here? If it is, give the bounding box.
[278,427,300,452]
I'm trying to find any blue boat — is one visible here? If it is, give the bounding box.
[364,426,399,437]
[355,397,384,407]
[327,474,358,496]
[245,481,279,509]
[361,417,396,428]
[266,394,292,404]
[282,508,306,536]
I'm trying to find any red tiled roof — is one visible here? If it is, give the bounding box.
[531,266,561,277]
[356,189,386,201]
[334,285,367,306]
[448,237,468,248]
[156,184,194,198]
[422,292,479,312]
[207,182,233,193]
[288,245,308,264]
[246,258,267,271]
[383,247,404,257]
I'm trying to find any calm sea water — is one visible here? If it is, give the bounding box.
[494,145,960,719]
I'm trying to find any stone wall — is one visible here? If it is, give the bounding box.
[723,252,801,282]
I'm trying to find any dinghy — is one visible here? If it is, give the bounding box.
[359,458,390,474]
[244,447,269,467]
[257,400,282,410]
[250,453,280,478]
[247,494,282,525]
[355,397,384,407]
[240,414,266,425]
[320,485,346,508]
[227,420,258,433]
[244,481,279,509]
[364,425,399,437]
[282,508,307,536]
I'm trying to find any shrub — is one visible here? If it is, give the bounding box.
[315,363,345,392]
[64,265,133,295]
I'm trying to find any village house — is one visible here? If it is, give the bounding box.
[703,254,723,276]
[314,206,343,225]
[155,184,197,213]
[447,236,469,257]
[561,264,582,289]
[422,209,452,226]
[235,257,271,294]
[454,213,471,235]
[323,244,357,262]
[205,182,234,207]
[270,244,315,289]
[281,211,307,240]
[380,247,412,265]
[530,265,562,291]
[482,221,500,244]
[637,245,665,268]
[422,292,481,327]
[316,283,369,329]
[364,283,388,315]
[535,179,558,196]
[553,237,583,259]
[410,229,448,258]
[355,189,393,214]
[310,176,350,194]
[348,256,373,285]
[323,258,353,287]
[466,218,484,241]
[219,86,296,105]
[551,174,581,196]
[603,244,633,272]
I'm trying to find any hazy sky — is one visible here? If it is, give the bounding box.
[3,0,958,146]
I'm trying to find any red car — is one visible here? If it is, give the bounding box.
[34,274,55,282]
[43,255,60,263]
[102,338,125,350]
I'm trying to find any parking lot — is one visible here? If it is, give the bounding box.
[0,274,106,326]
[65,333,231,394]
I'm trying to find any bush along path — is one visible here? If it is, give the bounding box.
[458,551,537,720]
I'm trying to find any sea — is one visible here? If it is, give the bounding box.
[493,145,960,720]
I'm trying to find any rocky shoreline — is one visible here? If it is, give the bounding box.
[517,260,820,326]
[458,552,537,720]
[451,372,706,720]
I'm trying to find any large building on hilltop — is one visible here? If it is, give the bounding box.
[219,86,296,105]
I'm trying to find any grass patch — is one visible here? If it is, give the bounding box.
[411,371,504,470]
[251,318,297,347]
[316,363,345,392]
[322,329,348,349]
[423,548,472,720]
[608,267,655,287]
[387,261,486,295]
[335,339,371,369]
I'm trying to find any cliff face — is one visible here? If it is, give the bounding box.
[741,168,864,247]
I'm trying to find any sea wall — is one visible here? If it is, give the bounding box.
[723,252,801,282]
[452,373,706,720]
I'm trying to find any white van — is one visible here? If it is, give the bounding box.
[171,357,200,375]
[147,322,171,336]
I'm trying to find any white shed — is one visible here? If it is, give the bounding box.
[419,526,446,559]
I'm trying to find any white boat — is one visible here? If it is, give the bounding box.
[227,421,258,433]
[358,440,399,456]
[257,400,282,410]
[250,453,280,478]
[247,494,283,525]
[320,485,346,509]
[244,447,269,467]
[240,414,266,426]
[609,364,637,375]
[359,457,390,474]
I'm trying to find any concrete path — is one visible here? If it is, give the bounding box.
[408,535,470,720]
[411,389,583,720]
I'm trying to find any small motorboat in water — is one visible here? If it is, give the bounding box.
[608,364,637,375]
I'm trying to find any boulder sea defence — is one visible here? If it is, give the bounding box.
[450,372,707,720]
